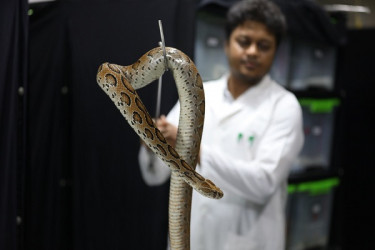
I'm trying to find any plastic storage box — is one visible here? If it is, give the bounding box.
[286,178,339,250]
[291,98,340,174]
[194,12,228,82]
[288,39,337,91]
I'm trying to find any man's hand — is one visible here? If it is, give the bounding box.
[139,115,177,149]
[141,115,201,165]
[155,115,178,148]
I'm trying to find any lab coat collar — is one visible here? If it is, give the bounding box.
[213,74,272,124]
[234,74,272,106]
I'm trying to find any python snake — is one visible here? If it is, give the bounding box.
[96,47,223,249]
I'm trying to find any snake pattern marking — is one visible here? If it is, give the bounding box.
[96,47,223,249]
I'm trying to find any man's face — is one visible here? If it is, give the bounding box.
[225,20,277,84]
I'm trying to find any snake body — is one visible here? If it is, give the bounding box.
[96,47,223,249]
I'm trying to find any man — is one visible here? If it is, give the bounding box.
[139,0,304,249]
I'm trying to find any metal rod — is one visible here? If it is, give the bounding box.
[155,20,167,118]
[158,20,168,71]
[155,76,162,118]
[148,20,169,166]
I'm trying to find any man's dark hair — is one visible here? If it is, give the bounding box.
[225,0,286,46]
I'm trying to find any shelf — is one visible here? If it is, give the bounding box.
[288,168,341,184]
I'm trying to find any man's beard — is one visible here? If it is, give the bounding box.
[233,71,264,87]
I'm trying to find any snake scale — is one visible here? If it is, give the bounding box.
[96,47,223,249]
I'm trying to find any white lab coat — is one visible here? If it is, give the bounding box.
[139,74,304,250]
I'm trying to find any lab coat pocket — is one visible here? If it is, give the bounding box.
[233,130,257,161]
[224,231,265,250]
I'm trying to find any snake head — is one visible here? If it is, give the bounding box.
[198,179,224,199]
[96,63,121,93]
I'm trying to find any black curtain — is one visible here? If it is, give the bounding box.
[25,0,196,250]
[331,29,375,249]
[0,1,28,250]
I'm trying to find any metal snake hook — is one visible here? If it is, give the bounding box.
[158,20,168,71]
[149,20,168,169]
[155,20,167,118]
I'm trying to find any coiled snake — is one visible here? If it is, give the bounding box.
[96,47,223,249]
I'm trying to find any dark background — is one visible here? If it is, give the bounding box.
[1,0,374,249]
[2,0,194,249]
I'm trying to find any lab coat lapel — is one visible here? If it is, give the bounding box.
[239,75,274,138]
[216,90,242,125]
[217,102,242,125]
[237,75,272,107]
[216,75,272,125]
